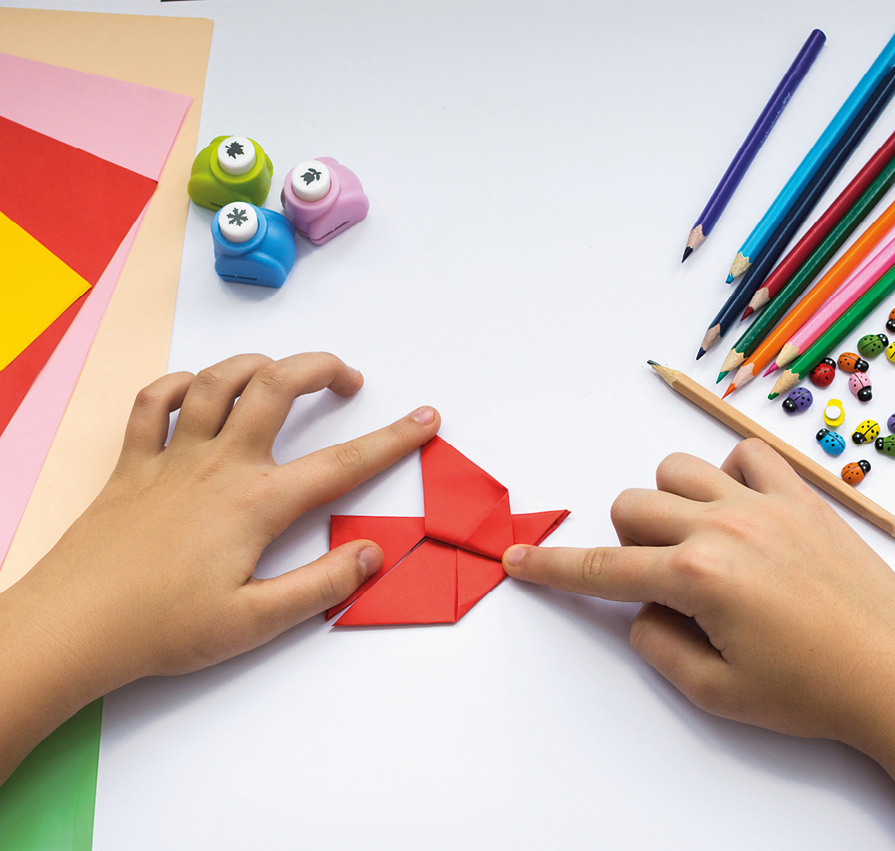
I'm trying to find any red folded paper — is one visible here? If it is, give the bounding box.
[327,436,569,626]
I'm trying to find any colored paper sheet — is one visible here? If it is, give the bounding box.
[0,699,103,851]
[0,211,92,370]
[0,115,158,285]
[0,52,192,180]
[0,11,205,592]
[0,10,210,851]
[329,437,570,626]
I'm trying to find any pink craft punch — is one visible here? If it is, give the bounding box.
[280,157,369,245]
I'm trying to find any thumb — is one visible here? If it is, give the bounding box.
[248,541,383,638]
[630,602,729,713]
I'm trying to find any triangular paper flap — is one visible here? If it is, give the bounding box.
[461,491,514,558]
[456,550,506,620]
[334,539,458,626]
[511,510,571,545]
[325,515,425,620]
[421,436,512,553]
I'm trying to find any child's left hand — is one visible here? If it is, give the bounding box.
[0,352,439,784]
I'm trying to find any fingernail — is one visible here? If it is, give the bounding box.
[411,406,435,425]
[358,546,382,578]
[504,545,527,568]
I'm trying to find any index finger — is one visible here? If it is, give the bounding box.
[503,544,675,605]
[280,405,442,517]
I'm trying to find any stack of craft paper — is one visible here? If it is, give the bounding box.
[0,52,192,572]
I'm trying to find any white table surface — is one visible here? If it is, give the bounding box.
[14,0,895,846]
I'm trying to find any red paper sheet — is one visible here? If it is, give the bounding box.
[0,115,157,284]
[328,436,569,626]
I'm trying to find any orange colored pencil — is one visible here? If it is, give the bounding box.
[724,196,895,394]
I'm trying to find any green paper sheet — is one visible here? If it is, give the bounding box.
[0,699,103,851]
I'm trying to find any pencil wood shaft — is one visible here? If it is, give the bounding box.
[648,361,895,538]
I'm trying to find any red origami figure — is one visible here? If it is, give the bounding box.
[327,436,569,626]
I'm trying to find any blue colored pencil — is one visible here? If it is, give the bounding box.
[682,29,825,263]
[727,29,895,282]
[697,63,895,359]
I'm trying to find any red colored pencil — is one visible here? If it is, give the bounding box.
[743,127,895,318]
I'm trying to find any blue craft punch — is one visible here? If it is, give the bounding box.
[211,202,297,288]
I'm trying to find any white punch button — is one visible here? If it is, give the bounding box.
[217,136,257,176]
[291,159,331,201]
[218,202,259,243]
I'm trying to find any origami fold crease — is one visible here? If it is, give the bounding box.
[327,436,569,626]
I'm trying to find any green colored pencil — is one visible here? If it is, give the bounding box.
[769,264,895,398]
[718,155,895,384]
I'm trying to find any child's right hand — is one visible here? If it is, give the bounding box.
[503,439,895,778]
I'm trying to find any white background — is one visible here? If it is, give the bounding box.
[14,0,895,845]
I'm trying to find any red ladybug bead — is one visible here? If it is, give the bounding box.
[809,357,836,387]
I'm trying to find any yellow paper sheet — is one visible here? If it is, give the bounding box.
[0,212,91,370]
[0,10,212,591]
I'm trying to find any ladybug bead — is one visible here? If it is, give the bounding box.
[887,341,895,364]
[816,428,846,456]
[852,419,880,444]
[841,459,871,485]
[887,308,895,333]
[809,358,836,387]
[888,413,895,433]
[857,333,889,358]
[782,386,813,413]
[837,352,869,373]
[875,434,895,456]
[848,371,872,402]
[823,399,845,427]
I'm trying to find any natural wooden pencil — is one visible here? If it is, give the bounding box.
[648,361,895,538]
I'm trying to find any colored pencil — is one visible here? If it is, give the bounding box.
[773,231,895,369]
[744,126,895,318]
[696,65,895,360]
[682,29,825,263]
[721,194,895,391]
[726,30,895,282]
[649,361,895,537]
[769,265,895,399]
[718,153,895,392]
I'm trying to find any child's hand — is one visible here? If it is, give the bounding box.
[4,352,439,707]
[503,439,895,777]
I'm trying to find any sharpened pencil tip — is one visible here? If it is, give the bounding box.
[763,364,778,376]
[721,384,735,399]
[682,246,693,263]
[696,348,706,361]
[716,371,728,383]
[725,274,734,284]
[741,307,753,320]
[768,392,779,400]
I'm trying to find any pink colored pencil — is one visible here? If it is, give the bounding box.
[773,230,895,370]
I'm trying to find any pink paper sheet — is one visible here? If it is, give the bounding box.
[0,53,191,568]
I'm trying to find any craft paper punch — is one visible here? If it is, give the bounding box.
[211,201,297,288]
[280,157,369,245]
[188,135,274,211]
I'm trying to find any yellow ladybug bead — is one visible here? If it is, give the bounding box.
[852,419,880,444]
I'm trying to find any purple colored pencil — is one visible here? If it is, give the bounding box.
[682,28,826,262]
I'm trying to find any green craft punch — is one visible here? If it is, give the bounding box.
[187,135,273,211]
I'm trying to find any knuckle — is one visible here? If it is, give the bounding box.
[579,547,608,589]
[193,365,229,394]
[253,362,291,396]
[132,384,165,412]
[329,440,367,475]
